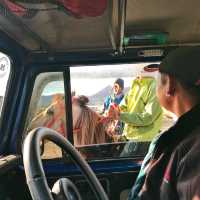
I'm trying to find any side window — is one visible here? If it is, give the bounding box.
[26,72,66,159]
[70,64,175,160]
[0,52,11,119]
[25,64,175,161]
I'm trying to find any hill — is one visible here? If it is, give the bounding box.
[37,85,130,108]
[88,86,129,106]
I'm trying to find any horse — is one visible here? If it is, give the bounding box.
[72,95,114,146]
[28,94,114,146]
[28,94,66,137]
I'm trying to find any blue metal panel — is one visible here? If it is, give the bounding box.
[19,157,141,175]
[42,159,140,176]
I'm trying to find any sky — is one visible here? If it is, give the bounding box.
[0,59,158,97]
[42,63,159,96]
[70,63,159,96]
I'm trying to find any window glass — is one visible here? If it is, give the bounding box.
[25,64,176,160]
[70,63,175,160]
[26,72,65,159]
[0,52,11,119]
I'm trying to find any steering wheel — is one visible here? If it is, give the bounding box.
[23,127,109,200]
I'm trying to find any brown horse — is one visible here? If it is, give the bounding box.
[72,95,112,146]
[28,94,114,146]
[29,94,66,137]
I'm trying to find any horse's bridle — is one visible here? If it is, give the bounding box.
[43,109,66,136]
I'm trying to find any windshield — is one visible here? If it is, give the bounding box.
[0,52,11,118]
[25,63,175,160]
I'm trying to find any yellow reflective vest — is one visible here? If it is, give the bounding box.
[119,76,163,141]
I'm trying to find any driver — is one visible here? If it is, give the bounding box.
[129,47,200,200]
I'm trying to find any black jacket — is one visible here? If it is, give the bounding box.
[134,104,200,200]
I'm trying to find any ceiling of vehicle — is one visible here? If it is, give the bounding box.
[0,0,200,52]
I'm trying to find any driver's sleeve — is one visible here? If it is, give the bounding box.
[128,136,159,200]
[160,136,200,200]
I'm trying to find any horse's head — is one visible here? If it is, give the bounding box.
[28,93,66,136]
[72,95,107,146]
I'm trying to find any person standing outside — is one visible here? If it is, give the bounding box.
[110,64,163,142]
[101,78,125,135]
[102,78,125,114]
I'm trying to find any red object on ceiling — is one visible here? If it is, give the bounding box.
[3,0,108,18]
[57,0,108,17]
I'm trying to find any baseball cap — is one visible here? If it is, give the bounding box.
[146,47,200,87]
[143,64,160,72]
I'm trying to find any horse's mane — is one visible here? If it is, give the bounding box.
[73,95,108,146]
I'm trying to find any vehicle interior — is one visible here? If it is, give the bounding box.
[0,0,199,199]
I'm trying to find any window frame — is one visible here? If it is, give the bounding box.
[23,68,74,146]
[8,64,73,154]
[17,61,168,161]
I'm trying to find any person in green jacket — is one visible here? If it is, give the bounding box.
[110,64,163,141]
